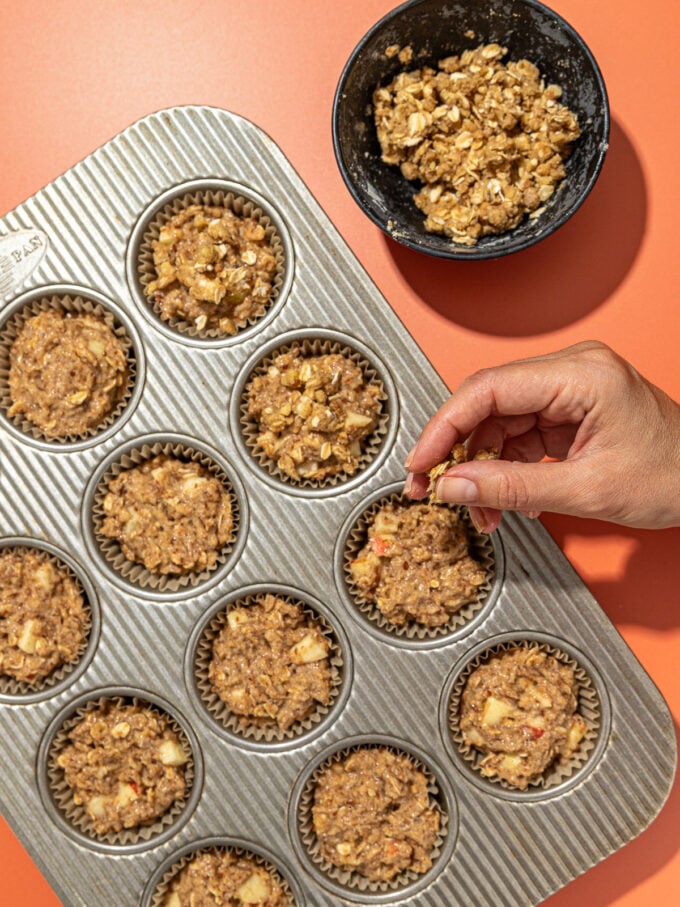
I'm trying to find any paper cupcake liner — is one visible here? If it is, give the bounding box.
[240,337,389,489]
[148,842,297,907]
[342,492,495,639]
[297,740,448,894]
[45,694,195,847]
[0,293,136,444]
[91,439,240,592]
[448,639,600,792]
[0,544,92,697]
[194,591,344,743]
[136,188,286,339]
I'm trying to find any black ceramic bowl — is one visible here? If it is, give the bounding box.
[332,0,609,260]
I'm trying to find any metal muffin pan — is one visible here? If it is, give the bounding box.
[0,106,675,907]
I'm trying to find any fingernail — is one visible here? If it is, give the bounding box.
[468,506,488,533]
[437,476,478,503]
[403,473,414,496]
[404,444,417,469]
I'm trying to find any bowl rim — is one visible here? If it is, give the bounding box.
[332,0,611,260]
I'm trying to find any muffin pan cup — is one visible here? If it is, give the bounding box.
[232,326,398,496]
[0,285,144,451]
[36,687,203,855]
[337,481,502,644]
[0,537,100,703]
[83,432,249,601]
[186,583,353,751]
[289,734,458,904]
[441,633,606,800]
[0,106,675,907]
[142,836,304,907]
[131,180,291,343]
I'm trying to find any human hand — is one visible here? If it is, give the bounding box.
[403,341,680,531]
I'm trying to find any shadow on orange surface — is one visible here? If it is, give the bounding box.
[383,118,645,337]
[543,515,680,630]
[544,720,680,906]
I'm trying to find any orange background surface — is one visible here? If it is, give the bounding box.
[0,1,678,904]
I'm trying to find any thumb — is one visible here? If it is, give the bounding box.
[433,459,597,519]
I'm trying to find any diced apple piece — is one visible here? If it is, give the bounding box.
[33,562,56,591]
[349,556,374,579]
[87,795,108,819]
[236,871,271,903]
[158,226,178,244]
[566,716,587,752]
[17,619,39,654]
[373,512,400,535]
[345,411,373,429]
[369,535,394,556]
[87,338,106,357]
[115,783,139,807]
[289,633,328,665]
[158,740,188,767]
[481,696,514,726]
[123,515,142,538]
[464,728,485,747]
[181,475,209,495]
[227,608,249,630]
[165,895,181,907]
[228,687,248,706]
[500,753,524,770]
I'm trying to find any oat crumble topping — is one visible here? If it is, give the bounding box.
[246,350,382,482]
[373,43,581,244]
[145,204,278,334]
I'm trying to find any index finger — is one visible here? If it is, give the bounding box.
[406,354,586,472]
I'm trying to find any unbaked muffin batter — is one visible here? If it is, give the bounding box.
[100,454,233,575]
[209,594,331,731]
[0,547,88,684]
[163,850,290,906]
[144,204,278,334]
[8,309,128,437]
[459,646,587,789]
[349,500,487,626]
[56,701,189,835]
[312,747,440,883]
[246,350,382,482]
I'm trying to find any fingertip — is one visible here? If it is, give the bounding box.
[468,505,502,534]
[404,444,417,470]
[403,472,429,499]
[468,505,487,533]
